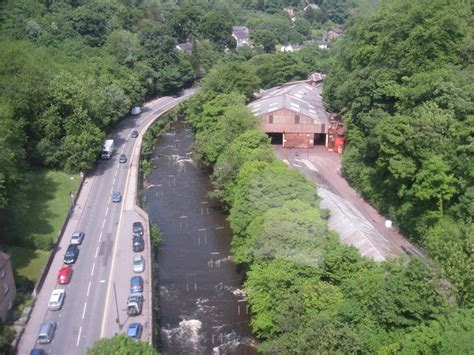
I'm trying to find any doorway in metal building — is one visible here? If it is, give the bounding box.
[267,132,283,145]
[313,133,326,145]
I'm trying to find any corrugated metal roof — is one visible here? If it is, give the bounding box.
[248,82,329,124]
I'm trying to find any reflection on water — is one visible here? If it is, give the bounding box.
[143,123,257,354]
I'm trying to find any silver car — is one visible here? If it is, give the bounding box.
[37,320,56,344]
[133,255,144,273]
[70,232,85,245]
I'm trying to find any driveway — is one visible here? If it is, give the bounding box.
[274,146,424,261]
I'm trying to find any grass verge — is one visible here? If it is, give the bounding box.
[0,168,80,286]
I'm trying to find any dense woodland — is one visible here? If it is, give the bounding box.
[0,0,473,353]
[324,0,474,307]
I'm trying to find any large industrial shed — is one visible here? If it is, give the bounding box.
[248,75,330,148]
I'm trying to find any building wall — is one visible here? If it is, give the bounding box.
[259,108,327,134]
[0,253,16,322]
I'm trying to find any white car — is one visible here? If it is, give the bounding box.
[70,232,85,245]
[48,289,65,311]
[133,255,144,273]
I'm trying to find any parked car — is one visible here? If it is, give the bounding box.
[131,106,141,115]
[127,323,143,340]
[131,130,139,138]
[70,231,85,245]
[57,266,73,285]
[119,154,127,163]
[112,191,122,203]
[127,293,143,316]
[48,289,65,311]
[63,244,79,264]
[133,236,144,252]
[132,221,144,237]
[130,276,143,293]
[133,254,145,273]
[37,320,56,344]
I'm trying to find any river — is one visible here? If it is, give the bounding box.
[143,122,257,354]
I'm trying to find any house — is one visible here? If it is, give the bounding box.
[232,26,250,47]
[324,28,343,41]
[176,42,193,53]
[279,43,306,52]
[304,3,320,11]
[248,74,329,148]
[317,40,328,49]
[0,251,16,322]
[284,6,296,21]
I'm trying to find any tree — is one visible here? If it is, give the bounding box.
[212,129,273,204]
[86,334,158,354]
[0,102,26,207]
[229,160,319,237]
[201,61,261,97]
[424,218,474,306]
[235,200,328,265]
[412,155,457,216]
[198,11,232,50]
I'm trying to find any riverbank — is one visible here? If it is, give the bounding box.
[143,121,256,354]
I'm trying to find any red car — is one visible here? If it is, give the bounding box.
[57,266,73,285]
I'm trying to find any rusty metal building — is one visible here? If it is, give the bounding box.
[248,75,330,148]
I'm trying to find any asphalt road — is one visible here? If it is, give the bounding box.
[18,94,193,355]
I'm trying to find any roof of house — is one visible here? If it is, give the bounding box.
[304,3,320,10]
[248,81,329,125]
[176,42,193,51]
[232,26,250,39]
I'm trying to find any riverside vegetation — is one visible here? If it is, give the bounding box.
[0,0,472,353]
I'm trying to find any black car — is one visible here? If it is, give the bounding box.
[64,244,79,264]
[132,222,144,237]
[133,236,144,252]
[131,130,139,138]
[119,154,127,163]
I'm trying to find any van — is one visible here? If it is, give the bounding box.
[37,320,56,344]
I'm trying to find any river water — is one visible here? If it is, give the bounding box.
[143,123,256,354]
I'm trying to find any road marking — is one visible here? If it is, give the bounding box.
[98,231,103,243]
[100,280,106,283]
[91,263,95,276]
[100,142,133,338]
[87,281,91,297]
[76,326,82,347]
[102,219,106,228]
[95,246,99,258]
[105,206,109,217]
[82,302,87,319]
[215,226,224,230]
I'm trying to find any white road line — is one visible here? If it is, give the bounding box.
[98,231,103,243]
[87,281,91,297]
[95,246,99,258]
[105,206,109,217]
[215,226,224,230]
[102,219,106,228]
[76,326,82,347]
[112,177,116,185]
[91,263,95,276]
[82,302,87,319]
